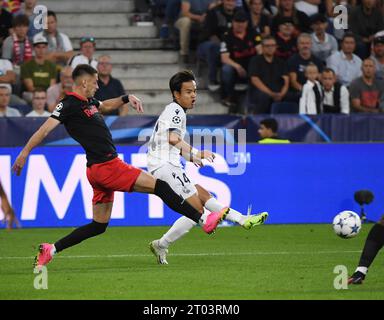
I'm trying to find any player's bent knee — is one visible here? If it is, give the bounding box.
[195,185,212,205]
[91,220,109,235]
[186,195,204,213]
[133,171,156,193]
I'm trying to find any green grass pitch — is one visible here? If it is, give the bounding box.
[0,224,383,300]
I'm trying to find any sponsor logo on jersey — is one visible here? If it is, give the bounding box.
[83,105,98,118]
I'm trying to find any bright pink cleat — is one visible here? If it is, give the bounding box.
[34,243,54,269]
[203,208,229,234]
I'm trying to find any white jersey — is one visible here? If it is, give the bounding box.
[147,102,186,172]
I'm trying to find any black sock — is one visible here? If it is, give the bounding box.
[54,220,108,253]
[358,223,384,268]
[154,179,202,223]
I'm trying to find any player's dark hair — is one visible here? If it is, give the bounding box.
[261,35,276,45]
[322,67,336,75]
[72,64,98,81]
[12,14,29,27]
[260,118,278,133]
[33,87,47,95]
[48,10,57,20]
[169,70,196,98]
[342,32,356,43]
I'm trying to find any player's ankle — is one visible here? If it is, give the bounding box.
[356,266,368,275]
[158,238,170,249]
[50,244,57,256]
[238,216,246,226]
[199,212,209,226]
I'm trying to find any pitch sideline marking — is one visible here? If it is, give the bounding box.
[0,250,362,260]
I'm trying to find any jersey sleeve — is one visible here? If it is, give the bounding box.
[163,105,185,135]
[50,99,73,123]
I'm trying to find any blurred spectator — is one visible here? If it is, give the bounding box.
[287,33,323,101]
[349,0,384,59]
[299,63,323,114]
[2,0,21,13]
[26,88,50,116]
[274,16,297,60]
[245,0,271,37]
[174,0,216,63]
[326,33,362,86]
[14,0,41,39]
[0,5,13,50]
[258,118,291,143]
[248,36,289,114]
[36,10,74,66]
[242,0,278,16]
[68,36,98,70]
[220,10,258,109]
[321,67,350,114]
[0,85,22,116]
[94,55,128,116]
[20,34,57,103]
[2,14,32,66]
[370,31,384,80]
[0,57,15,89]
[46,66,73,112]
[0,57,26,105]
[310,13,338,64]
[197,0,237,91]
[271,0,311,35]
[0,178,20,230]
[349,57,384,113]
[153,0,181,39]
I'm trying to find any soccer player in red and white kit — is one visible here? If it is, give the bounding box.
[12,64,227,268]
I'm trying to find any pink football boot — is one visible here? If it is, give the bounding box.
[203,208,229,234]
[34,243,54,269]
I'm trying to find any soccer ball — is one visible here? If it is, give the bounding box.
[332,210,362,239]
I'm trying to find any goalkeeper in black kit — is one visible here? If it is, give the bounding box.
[349,216,384,284]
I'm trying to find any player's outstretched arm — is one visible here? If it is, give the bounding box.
[12,117,60,176]
[99,94,144,114]
[168,131,215,166]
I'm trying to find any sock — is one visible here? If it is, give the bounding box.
[355,266,368,275]
[159,216,197,249]
[50,244,56,256]
[204,197,245,225]
[54,220,108,253]
[357,223,384,268]
[154,179,202,223]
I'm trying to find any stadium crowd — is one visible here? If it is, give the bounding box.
[1,0,384,116]
[150,0,384,114]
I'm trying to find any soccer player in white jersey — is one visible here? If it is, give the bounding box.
[147,70,268,264]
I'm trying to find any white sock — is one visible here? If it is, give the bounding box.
[50,244,56,256]
[159,216,197,249]
[356,266,368,275]
[204,197,246,225]
[199,212,209,225]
